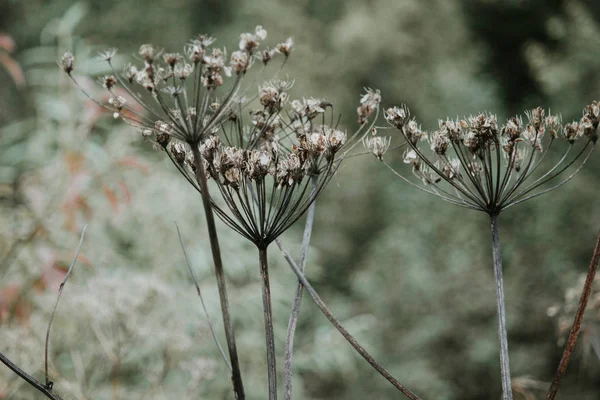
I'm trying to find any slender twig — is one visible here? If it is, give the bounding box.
[189,143,245,399]
[0,352,64,400]
[274,241,422,400]
[259,247,278,400]
[546,231,600,400]
[283,176,318,400]
[45,224,87,389]
[174,222,232,371]
[490,214,513,400]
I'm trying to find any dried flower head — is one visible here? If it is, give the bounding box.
[63,26,295,146]
[63,30,378,247]
[381,103,596,214]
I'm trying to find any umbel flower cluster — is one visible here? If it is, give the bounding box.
[60,27,380,248]
[166,83,377,247]
[372,103,598,214]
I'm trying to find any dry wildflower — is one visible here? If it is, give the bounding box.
[381,103,596,214]
[60,51,74,74]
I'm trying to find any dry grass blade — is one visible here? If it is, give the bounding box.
[44,224,87,389]
[174,222,232,371]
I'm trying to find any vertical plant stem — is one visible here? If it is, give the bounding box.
[283,176,318,400]
[275,242,422,400]
[490,214,513,400]
[259,247,278,400]
[546,232,600,400]
[190,144,245,400]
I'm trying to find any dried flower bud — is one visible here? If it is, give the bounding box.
[276,37,293,57]
[363,136,391,161]
[357,88,381,124]
[385,106,410,127]
[61,52,75,74]
[95,48,117,62]
[231,51,251,74]
[163,53,182,68]
[139,44,157,63]
[170,142,187,163]
[261,48,276,65]
[430,130,450,155]
[563,122,582,143]
[101,75,117,89]
[123,63,138,83]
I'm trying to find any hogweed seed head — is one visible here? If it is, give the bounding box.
[382,103,597,214]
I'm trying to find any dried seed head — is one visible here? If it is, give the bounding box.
[430,129,451,155]
[101,75,117,90]
[292,98,326,120]
[385,105,410,128]
[170,142,187,163]
[61,51,75,74]
[95,48,118,62]
[261,48,277,65]
[123,63,139,83]
[276,37,294,57]
[363,136,391,161]
[231,51,251,74]
[139,44,158,63]
[163,53,183,68]
[357,88,381,124]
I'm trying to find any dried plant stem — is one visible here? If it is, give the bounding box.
[45,224,87,388]
[546,231,600,400]
[490,214,513,400]
[190,144,245,399]
[259,247,278,400]
[283,176,318,400]
[0,352,64,400]
[275,241,422,400]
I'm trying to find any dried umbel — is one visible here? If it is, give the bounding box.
[378,103,597,214]
[62,26,293,146]
[166,86,379,248]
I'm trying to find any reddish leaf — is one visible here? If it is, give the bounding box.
[0,34,16,52]
[103,184,119,214]
[117,156,149,174]
[0,52,25,88]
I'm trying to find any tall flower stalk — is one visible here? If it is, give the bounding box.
[373,102,598,399]
[61,26,294,399]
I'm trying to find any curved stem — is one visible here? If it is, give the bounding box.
[190,144,245,400]
[490,214,513,400]
[546,231,600,400]
[283,176,318,400]
[259,247,278,400]
[275,241,422,400]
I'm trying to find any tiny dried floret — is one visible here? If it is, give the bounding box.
[231,51,251,74]
[430,129,451,155]
[139,44,158,63]
[276,37,294,57]
[363,136,391,161]
[357,88,381,124]
[95,48,118,62]
[61,51,74,74]
[292,98,327,120]
[385,106,409,127]
[101,75,117,89]
[170,142,187,164]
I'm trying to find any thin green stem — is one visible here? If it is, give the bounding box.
[490,214,513,400]
[259,247,278,400]
[190,144,245,400]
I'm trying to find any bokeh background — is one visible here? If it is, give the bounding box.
[1,0,600,399]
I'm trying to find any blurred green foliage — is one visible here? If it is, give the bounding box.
[1,1,599,399]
